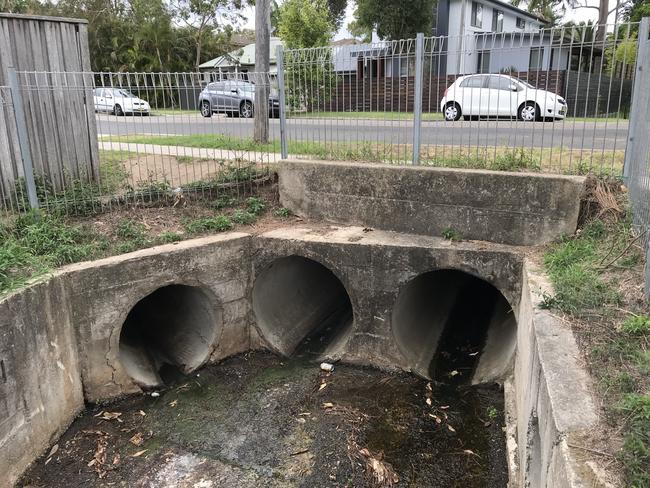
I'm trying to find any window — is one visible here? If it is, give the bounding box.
[492,9,504,32]
[516,17,526,29]
[460,76,486,88]
[487,75,515,91]
[471,2,483,28]
[529,47,544,70]
[477,51,491,73]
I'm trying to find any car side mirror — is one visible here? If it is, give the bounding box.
[231,89,239,93]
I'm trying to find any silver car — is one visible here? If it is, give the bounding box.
[198,80,280,118]
[93,88,150,116]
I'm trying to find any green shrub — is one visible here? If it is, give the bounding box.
[185,215,233,234]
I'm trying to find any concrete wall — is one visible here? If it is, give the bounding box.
[512,259,600,488]
[65,234,252,401]
[279,160,586,246]
[0,276,84,488]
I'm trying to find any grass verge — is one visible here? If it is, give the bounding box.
[0,195,274,298]
[102,134,623,175]
[542,183,649,486]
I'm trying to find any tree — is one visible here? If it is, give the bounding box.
[278,0,334,114]
[352,0,436,40]
[327,0,347,30]
[277,0,333,48]
[172,0,244,70]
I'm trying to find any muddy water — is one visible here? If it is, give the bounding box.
[20,352,508,487]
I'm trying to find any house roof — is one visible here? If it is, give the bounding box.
[478,0,549,24]
[199,37,284,70]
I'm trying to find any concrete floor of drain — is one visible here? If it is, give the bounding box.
[20,352,508,488]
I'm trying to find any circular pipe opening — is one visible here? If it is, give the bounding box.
[392,269,516,384]
[252,256,354,359]
[118,284,220,387]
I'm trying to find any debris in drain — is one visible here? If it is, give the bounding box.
[320,362,335,372]
[150,392,160,397]
[358,448,399,486]
[129,432,144,446]
[95,411,123,422]
[322,402,335,409]
[318,381,328,391]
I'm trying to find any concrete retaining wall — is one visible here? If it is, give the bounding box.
[512,259,600,488]
[0,276,84,487]
[1,229,603,487]
[278,160,586,246]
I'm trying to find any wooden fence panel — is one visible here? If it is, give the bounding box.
[0,13,99,201]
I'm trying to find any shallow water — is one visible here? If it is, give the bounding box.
[20,352,508,487]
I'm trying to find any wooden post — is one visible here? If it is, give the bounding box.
[254,0,271,144]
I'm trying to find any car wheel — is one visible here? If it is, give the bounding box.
[444,103,461,121]
[240,101,254,118]
[113,104,124,116]
[518,102,539,122]
[200,100,212,118]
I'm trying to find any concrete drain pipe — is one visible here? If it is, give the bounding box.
[252,255,354,359]
[118,284,220,387]
[392,269,517,384]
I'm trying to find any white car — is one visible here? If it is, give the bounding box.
[93,88,150,116]
[440,74,567,122]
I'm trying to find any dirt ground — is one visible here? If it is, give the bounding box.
[19,353,508,488]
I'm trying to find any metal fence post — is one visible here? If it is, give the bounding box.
[276,45,289,160]
[624,17,650,179]
[8,67,39,211]
[412,33,425,165]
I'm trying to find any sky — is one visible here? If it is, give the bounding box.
[240,0,612,40]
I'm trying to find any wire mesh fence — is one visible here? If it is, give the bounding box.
[624,19,650,288]
[282,22,638,174]
[0,71,278,217]
[0,21,648,222]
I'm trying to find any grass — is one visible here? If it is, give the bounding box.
[543,207,649,486]
[102,133,624,175]
[0,191,276,297]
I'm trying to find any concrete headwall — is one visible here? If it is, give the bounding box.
[278,160,586,246]
[0,229,603,488]
[0,276,84,487]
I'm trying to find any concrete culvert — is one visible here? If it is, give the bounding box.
[392,269,516,384]
[252,256,354,358]
[118,284,220,388]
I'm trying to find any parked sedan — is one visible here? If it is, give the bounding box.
[198,80,280,118]
[440,74,567,122]
[93,88,150,116]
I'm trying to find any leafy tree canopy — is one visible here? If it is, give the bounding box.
[0,0,248,71]
[277,0,333,48]
[352,0,436,40]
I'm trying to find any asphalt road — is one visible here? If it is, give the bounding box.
[96,113,630,151]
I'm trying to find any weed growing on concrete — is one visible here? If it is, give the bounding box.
[442,228,462,241]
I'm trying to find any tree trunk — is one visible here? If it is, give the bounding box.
[254,0,271,144]
[596,0,609,42]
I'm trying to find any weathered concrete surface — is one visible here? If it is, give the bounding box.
[64,234,252,401]
[0,226,605,488]
[513,259,600,488]
[278,160,586,246]
[253,226,523,378]
[0,277,84,488]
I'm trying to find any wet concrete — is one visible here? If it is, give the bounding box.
[19,352,507,488]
